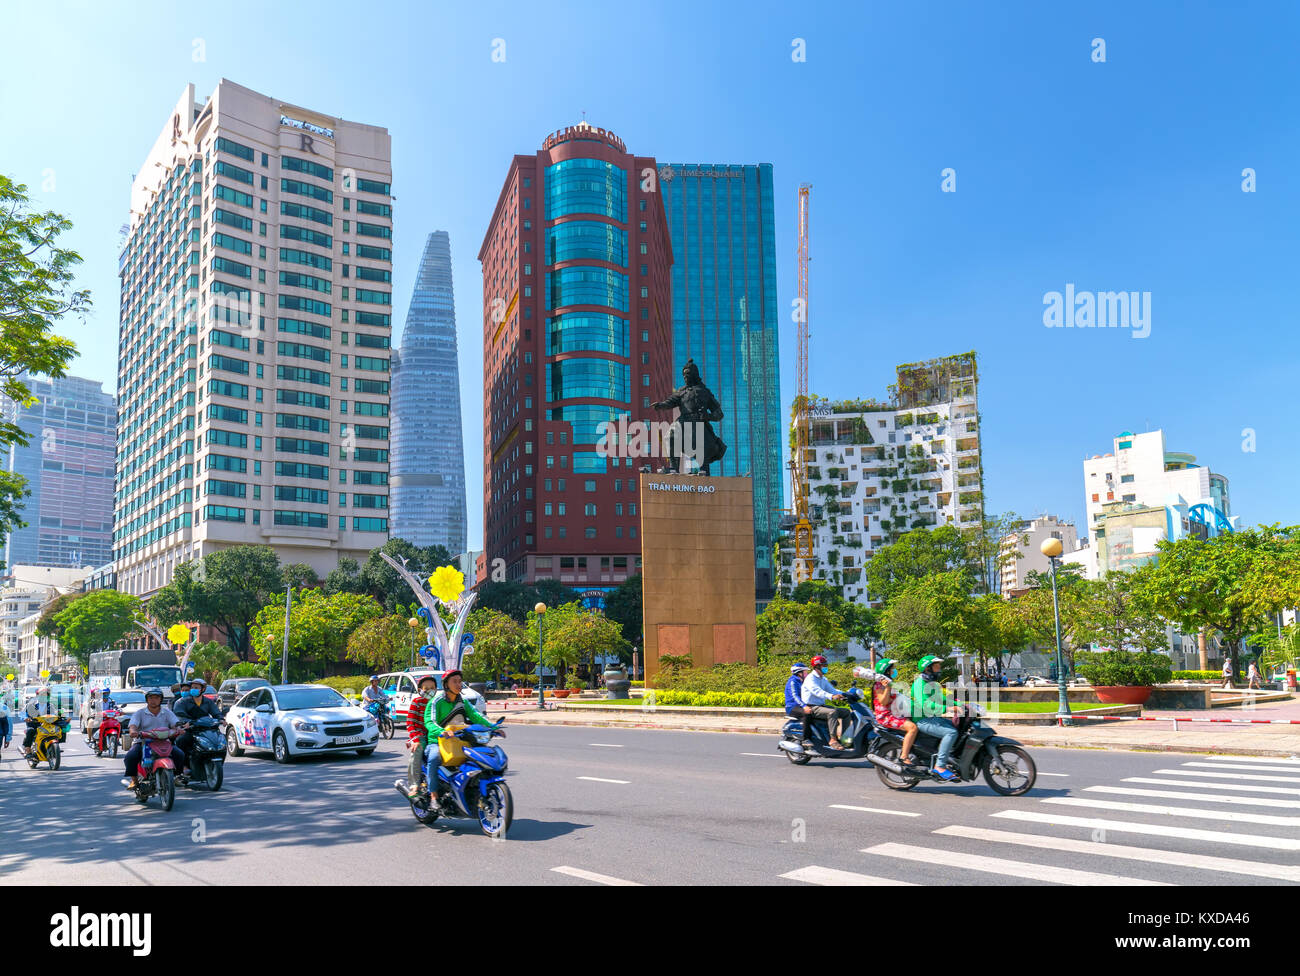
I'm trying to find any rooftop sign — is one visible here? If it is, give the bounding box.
[542,123,625,153]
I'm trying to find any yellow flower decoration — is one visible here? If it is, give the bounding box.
[167,624,192,645]
[428,565,466,604]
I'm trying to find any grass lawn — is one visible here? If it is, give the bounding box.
[557,699,1117,712]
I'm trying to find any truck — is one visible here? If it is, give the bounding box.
[87,649,184,701]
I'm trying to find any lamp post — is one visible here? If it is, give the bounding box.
[1040,537,1073,726]
[535,602,547,709]
[407,617,420,668]
[263,634,274,682]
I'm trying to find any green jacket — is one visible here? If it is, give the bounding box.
[424,691,491,737]
[909,674,954,720]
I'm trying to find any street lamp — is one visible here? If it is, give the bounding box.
[407,617,421,669]
[535,602,547,709]
[1040,537,1074,726]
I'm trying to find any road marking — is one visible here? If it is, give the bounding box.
[935,825,1300,883]
[1043,796,1300,827]
[1182,761,1300,774]
[1086,785,1300,809]
[1153,768,1300,784]
[992,809,1300,851]
[1201,754,1300,765]
[1124,776,1300,796]
[551,866,642,886]
[862,842,1170,886]
[829,804,922,817]
[576,776,630,784]
[1037,772,1069,777]
[741,752,786,758]
[781,865,916,886]
[588,743,624,748]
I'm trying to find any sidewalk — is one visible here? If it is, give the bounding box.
[482,700,1300,758]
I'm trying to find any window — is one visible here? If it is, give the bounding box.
[584,503,597,516]
[585,527,597,539]
[1120,474,1135,483]
[545,158,627,220]
[281,156,334,181]
[585,480,596,492]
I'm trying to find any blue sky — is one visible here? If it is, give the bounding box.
[2,0,1296,547]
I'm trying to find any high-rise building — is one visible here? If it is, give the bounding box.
[997,514,1083,595]
[4,374,116,569]
[391,231,467,553]
[478,122,673,595]
[114,80,393,599]
[787,352,982,607]
[659,163,781,596]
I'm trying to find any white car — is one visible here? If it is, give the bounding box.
[224,684,380,763]
[375,669,487,728]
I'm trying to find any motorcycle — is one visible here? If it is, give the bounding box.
[393,723,512,838]
[131,728,180,811]
[365,698,395,739]
[777,686,878,764]
[177,716,226,792]
[92,707,123,759]
[26,714,68,770]
[867,705,1037,795]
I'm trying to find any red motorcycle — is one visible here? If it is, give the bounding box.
[94,707,122,759]
[131,728,179,811]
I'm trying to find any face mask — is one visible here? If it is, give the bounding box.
[190,688,202,697]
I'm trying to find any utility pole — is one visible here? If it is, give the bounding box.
[281,587,292,683]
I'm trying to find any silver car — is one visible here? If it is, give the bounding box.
[224,684,380,763]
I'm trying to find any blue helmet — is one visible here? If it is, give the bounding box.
[791,662,810,675]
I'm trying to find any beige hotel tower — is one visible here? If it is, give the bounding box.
[115,80,393,598]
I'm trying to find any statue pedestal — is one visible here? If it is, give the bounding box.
[640,474,757,682]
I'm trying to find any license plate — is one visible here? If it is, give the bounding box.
[335,735,362,745]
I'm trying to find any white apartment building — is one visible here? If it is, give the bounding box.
[115,80,394,599]
[1,566,90,677]
[792,353,982,607]
[998,515,1083,594]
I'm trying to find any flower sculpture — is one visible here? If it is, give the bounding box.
[378,554,478,672]
[428,566,465,604]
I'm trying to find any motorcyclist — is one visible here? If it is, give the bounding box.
[173,678,222,780]
[784,662,814,746]
[121,688,183,789]
[909,655,961,781]
[871,658,920,768]
[362,675,387,713]
[22,686,66,757]
[424,669,500,777]
[405,673,438,797]
[800,655,848,751]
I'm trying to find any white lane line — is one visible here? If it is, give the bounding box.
[576,776,630,784]
[551,866,643,886]
[1182,761,1300,774]
[1124,776,1300,796]
[829,804,922,818]
[781,865,916,886]
[1153,768,1300,784]
[741,752,787,758]
[862,842,1170,886]
[1201,754,1300,765]
[1037,772,1070,777]
[936,825,1300,883]
[1086,785,1300,809]
[588,743,624,748]
[1043,796,1300,827]
[992,809,1300,851]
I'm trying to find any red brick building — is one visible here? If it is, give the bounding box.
[478,123,673,592]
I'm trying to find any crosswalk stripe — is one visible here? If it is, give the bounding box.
[829,804,922,817]
[1043,796,1300,827]
[861,842,1171,886]
[1182,761,1300,774]
[935,825,1300,883]
[1086,785,1300,809]
[576,776,630,784]
[781,865,916,886]
[1201,754,1300,765]
[1124,776,1300,796]
[551,866,643,886]
[588,743,624,748]
[992,809,1300,851]
[1153,768,1300,784]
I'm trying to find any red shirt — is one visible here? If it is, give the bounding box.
[406,693,431,741]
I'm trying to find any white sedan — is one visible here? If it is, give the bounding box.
[224,684,379,764]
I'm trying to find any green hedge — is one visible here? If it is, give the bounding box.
[650,690,784,708]
[652,659,863,694]
[1075,650,1173,687]
[1172,670,1221,681]
[312,675,375,697]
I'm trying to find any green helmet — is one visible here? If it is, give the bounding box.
[917,655,944,675]
[876,657,897,677]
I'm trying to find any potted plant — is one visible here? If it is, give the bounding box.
[567,674,585,698]
[1074,650,1174,705]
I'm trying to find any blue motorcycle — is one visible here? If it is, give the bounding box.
[777,686,878,764]
[394,723,512,838]
[365,698,395,739]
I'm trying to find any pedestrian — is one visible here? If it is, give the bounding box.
[1221,657,1234,690]
[1247,660,1262,690]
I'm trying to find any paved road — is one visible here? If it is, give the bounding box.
[3,723,1298,885]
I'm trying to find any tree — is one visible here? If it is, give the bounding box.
[864,526,974,605]
[148,545,284,661]
[947,592,1028,674]
[344,614,409,675]
[52,590,140,668]
[461,608,530,684]
[533,577,583,609]
[770,616,827,661]
[473,580,537,622]
[323,556,367,596]
[963,510,1023,595]
[878,572,970,673]
[282,563,318,590]
[0,175,88,563]
[254,588,383,681]
[602,574,643,647]
[545,610,629,686]
[187,640,235,684]
[34,591,80,642]
[1078,571,1170,654]
[359,538,454,612]
[756,596,847,662]
[1005,568,1093,671]
[790,579,877,646]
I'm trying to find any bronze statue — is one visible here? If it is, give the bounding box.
[651,359,727,475]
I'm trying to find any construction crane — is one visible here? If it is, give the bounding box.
[791,184,815,584]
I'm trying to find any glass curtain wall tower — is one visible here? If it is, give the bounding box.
[391,231,468,553]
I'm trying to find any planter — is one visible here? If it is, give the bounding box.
[1092,686,1153,705]
[552,689,570,699]
[604,666,632,700]
[514,687,532,698]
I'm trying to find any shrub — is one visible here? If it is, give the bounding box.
[1172,670,1221,681]
[651,659,862,694]
[651,689,784,708]
[222,661,268,682]
[1075,650,1173,687]
[312,675,374,697]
